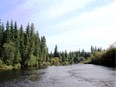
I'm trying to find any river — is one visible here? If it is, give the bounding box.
[0,64,115,87]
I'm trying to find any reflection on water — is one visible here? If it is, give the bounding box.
[0,64,115,87]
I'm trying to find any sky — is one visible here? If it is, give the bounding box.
[0,0,116,52]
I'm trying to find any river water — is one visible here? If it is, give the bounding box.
[0,64,115,87]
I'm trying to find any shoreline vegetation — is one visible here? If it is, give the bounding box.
[80,45,115,67]
[0,20,115,70]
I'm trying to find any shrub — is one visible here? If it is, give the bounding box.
[50,57,60,65]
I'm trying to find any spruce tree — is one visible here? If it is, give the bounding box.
[34,31,41,62]
[1,21,15,65]
[40,36,48,62]
[53,45,59,57]
[13,22,21,64]
[30,23,35,54]
[19,25,24,64]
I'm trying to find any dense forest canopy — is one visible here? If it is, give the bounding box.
[0,20,48,68]
[0,20,115,69]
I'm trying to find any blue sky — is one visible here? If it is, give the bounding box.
[0,0,116,52]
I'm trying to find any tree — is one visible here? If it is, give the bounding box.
[34,31,41,62]
[1,21,15,65]
[4,21,11,42]
[40,36,48,62]
[13,21,21,64]
[0,20,51,67]
[19,25,24,58]
[64,50,68,61]
[10,20,14,41]
[23,23,30,64]
[91,45,94,53]
[0,21,4,58]
[61,51,65,63]
[54,45,59,57]
[2,42,15,65]
[29,23,35,54]
[0,23,4,46]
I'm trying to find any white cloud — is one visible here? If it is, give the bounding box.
[47,23,116,52]
[77,0,116,23]
[47,1,116,52]
[44,0,93,19]
[50,0,116,31]
[28,0,93,22]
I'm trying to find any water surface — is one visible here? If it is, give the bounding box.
[0,64,115,87]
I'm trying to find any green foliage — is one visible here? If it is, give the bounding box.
[40,62,50,68]
[24,54,38,67]
[50,57,60,65]
[80,57,92,64]
[13,63,21,69]
[49,46,90,65]
[0,59,21,70]
[0,59,3,65]
[0,59,5,69]
[2,42,15,65]
[34,32,41,62]
[40,36,48,62]
[86,44,116,67]
[100,47,115,67]
[14,50,21,64]
[53,45,59,57]
[62,61,69,65]
[0,20,48,68]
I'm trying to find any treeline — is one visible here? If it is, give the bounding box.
[87,43,116,67]
[49,44,115,67]
[49,45,91,65]
[0,20,48,68]
[49,45,104,65]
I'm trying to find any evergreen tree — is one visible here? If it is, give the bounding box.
[61,51,65,63]
[0,22,4,46]
[22,23,30,66]
[30,23,35,54]
[0,20,4,58]
[19,25,24,59]
[40,36,48,62]
[1,21,15,65]
[53,45,59,57]
[34,31,41,62]
[4,21,11,42]
[10,20,14,41]
[64,50,68,62]
[13,22,21,64]
[91,45,94,53]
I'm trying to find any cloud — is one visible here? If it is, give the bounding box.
[41,0,116,37]
[29,0,93,22]
[47,23,116,52]
[52,0,116,30]
[47,1,116,52]
[43,0,93,19]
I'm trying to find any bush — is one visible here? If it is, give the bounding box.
[88,47,115,67]
[40,62,50,68]
[24,54,38,67]
[0,59,3,65]
[14,63,21,69]
[62,61,69,65]
[50,57,60,65]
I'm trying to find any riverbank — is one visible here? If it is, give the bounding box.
[0,62,21,70]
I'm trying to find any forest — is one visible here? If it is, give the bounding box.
[0,20,115,69]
